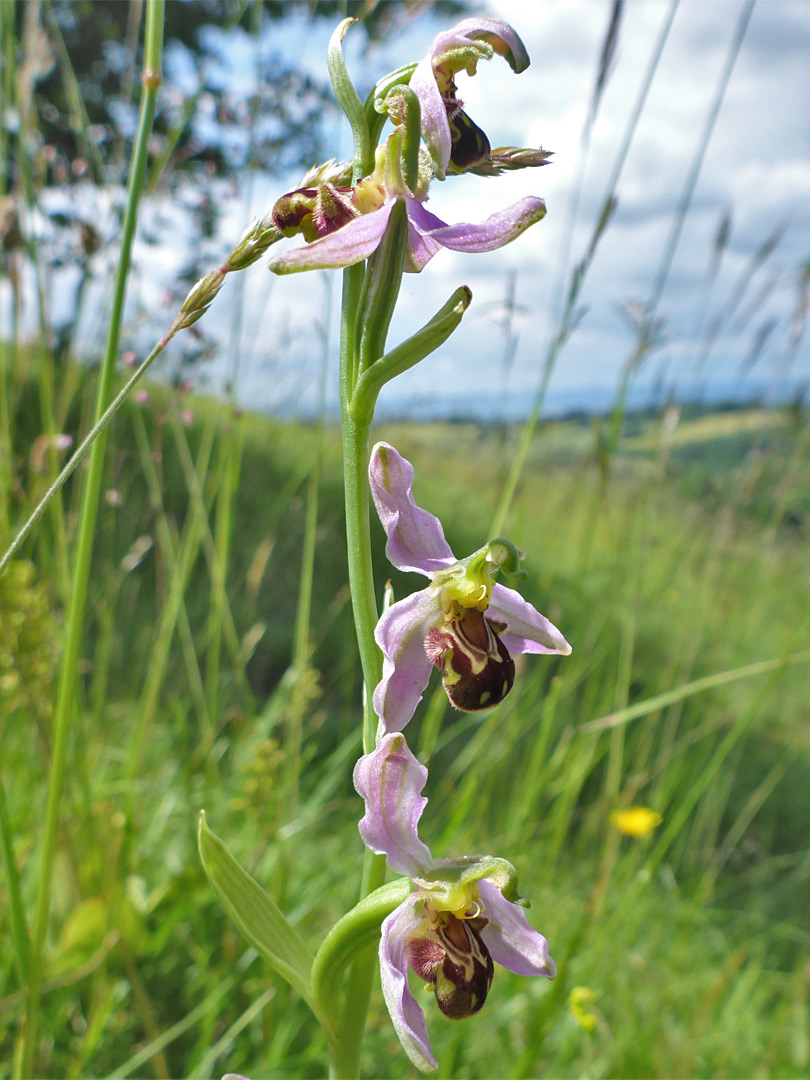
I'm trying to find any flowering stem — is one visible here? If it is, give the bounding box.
[0,337,168,576]
[341,410,381,729]
[334,251,391,1076]
[339,264,383,750]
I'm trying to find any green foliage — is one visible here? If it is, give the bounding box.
[2,361,809,1076]
[0,558,60,723]
[198,813,318,1015]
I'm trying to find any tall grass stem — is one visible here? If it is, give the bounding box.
[0,775,30,984]
[605,0,756,456]
[19,4,165,1073]
[490,0,679,536]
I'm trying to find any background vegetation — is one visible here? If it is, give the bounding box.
[1,2,809,1078]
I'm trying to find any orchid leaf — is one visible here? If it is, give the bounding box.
[198,813,322,1020]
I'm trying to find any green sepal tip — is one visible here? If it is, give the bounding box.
[327,19,373,180]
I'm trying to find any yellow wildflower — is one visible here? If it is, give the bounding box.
[569,986,597,1032]
[611,805,663,838]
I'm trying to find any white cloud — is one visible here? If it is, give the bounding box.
[26,2,805,420]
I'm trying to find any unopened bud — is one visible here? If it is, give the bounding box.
[173,268,227,331]
[227,214,282,270]
[468,146,553,177]
[181,269,225,313]
[298,158,353,189]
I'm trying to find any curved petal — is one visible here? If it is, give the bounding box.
[410,58,452,179]
[405,212,445,273]
[488,583,571,656]
[430,18,530,75]
[373,589,439,733]
[369,442,455,574]
[415,195,546,255]
[380,900,437,1073]
[268,203,393,274]
[477,879,556,978]
[353,733,433,877]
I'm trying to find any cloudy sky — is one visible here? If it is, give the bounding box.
[220,0,809,419]
[49,0,810,421]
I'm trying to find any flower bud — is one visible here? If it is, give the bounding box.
[468,146,554,177]
[227,214,282,271]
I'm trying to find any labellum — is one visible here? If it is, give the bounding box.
[448,105,492,173]
[425,607,515,712]
[406,912,495,1020]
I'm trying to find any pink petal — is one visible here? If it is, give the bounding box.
[477,878,556,978]
[410,57,452,180]
[405,215,445,273]
[353,732,434,878]
[380,900,438,1073]
[438,18,530,73]
[268,204,393,274]
[488,583,571,656]
[369,442,455,575]
[404,203,449,273]
[373,589,440,734]
[415,195,546,254]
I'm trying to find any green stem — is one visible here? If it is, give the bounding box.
[331,257,391,1079]
[341,408,382,754]
[339,266,382,750]
[19,4,164,1074]
[329,850,388,1079]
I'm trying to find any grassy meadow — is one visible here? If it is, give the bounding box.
[2,348,809,1077]
[2,1,810,1077]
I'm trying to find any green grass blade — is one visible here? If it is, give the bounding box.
[579,649,810,734]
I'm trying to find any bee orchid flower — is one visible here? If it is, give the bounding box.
[354,732,555,1073]
[410,17,550,178]
[369,442,571,733]
[268,144,545,276]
